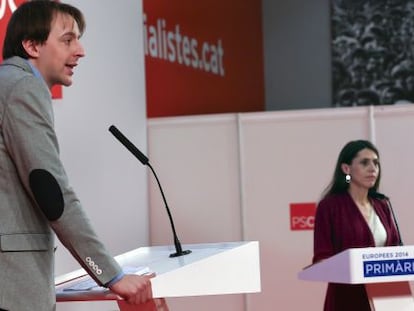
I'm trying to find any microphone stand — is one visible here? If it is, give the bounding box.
[109,125,191,257]
[371,191,404,246]
[384,197,404,246]
[147,162,191,257]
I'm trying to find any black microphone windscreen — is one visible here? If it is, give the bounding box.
[369,191,389,200]
[109,125,149,165]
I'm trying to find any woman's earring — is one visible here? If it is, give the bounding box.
[345,174,351,183]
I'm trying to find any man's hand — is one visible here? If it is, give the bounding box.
[109,274,154,304]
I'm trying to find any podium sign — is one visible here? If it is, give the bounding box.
[56,241,261,310]
[298,245,414,310]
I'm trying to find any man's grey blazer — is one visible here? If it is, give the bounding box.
[0,57,122,311]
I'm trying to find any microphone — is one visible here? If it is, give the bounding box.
[369,191,388,200]
[369,191,403,246]
[108,125,149,165]
[108,125,191,258]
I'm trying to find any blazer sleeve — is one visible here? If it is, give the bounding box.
[313,198,335,263]
[2,75,122,286]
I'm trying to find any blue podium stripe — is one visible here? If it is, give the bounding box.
[364,259,414,277]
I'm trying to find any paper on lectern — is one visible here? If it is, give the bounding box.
[62,266,151,292]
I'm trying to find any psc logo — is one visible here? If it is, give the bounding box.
[290,202,316,231]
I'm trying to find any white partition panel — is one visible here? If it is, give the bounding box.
[238,107,370,310]
[373,105,414,248]
[373,103,414,302]
[147,114,244,311]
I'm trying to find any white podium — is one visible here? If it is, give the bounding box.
[298,245,414,310]
[55,241,261,310]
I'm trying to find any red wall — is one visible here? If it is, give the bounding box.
[2,1,265,112]
[144,0,265,117]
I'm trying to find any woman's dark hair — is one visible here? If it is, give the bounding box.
[322,140,381,198]
[3,0,85,59]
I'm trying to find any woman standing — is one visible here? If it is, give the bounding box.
[313,140,401,310]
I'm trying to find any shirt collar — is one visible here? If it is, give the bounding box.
[25,59,44,80]
[24,59,51,95]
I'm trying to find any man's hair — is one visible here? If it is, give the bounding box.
[3,0,85,59]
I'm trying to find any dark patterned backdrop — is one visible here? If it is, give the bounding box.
[332,0,414,107]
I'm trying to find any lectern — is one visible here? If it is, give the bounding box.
[55,241,261,310]
[298,245,414,310]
